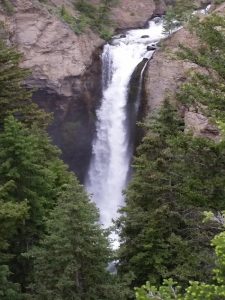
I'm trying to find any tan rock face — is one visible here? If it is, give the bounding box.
[4,0,103,96]
[144,27,200,112]
[143,23,222,140]
[214,2,225,14]
[0,0,161,95]
[184,111,220,141]
[110,0,156,29]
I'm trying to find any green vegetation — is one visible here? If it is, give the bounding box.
[176,14,225,121]
[75,0,114,39]
[213,0,225,4]
[117,8,225,300]
[59,4,88,35]
[26,176,118,300]
[0,0,14,15]
[163,0,197,34]
[135,216,225,300]
[0,38,124,298]
[59,0,115,39]
[117,100,225,289]
[0,40,50,128]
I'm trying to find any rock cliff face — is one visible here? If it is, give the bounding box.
[143,2,225,140]
[0,0,104,181]
[143,22,220,140]
[111,0,157,29]
[184,111,220,141]
[1,0,103,95]
[144,28,199,112]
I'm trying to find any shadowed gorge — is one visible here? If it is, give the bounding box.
[32,50,102,183]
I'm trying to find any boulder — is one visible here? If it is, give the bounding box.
[184,111,220,141]
[147,45,156,51]
[153,16,161,23]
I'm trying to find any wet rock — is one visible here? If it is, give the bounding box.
[153,16,161,23]
[120,34,126,38]
[141,35,149,38]
[32,48,103,183]
[147,45,156,51]
[152,8,166,18]
[109,39,120,46]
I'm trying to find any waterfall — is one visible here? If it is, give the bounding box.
[85,18,166,241]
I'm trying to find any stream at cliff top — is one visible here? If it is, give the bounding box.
[85,17,167,247]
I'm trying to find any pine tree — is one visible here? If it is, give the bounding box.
[0,200,28,299]
[26,176,125,300]
[0,116,69,289]
[0,265,23,300]
[0,37,127,298]
[0,39,50,128]
[117,101,225,288]
[0,36,53,295]
[118,13,225,291]
[135,216,225,300]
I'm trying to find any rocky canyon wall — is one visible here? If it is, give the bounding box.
[0,0,220,180]
[143,2,224,141]
[0,0,163,181]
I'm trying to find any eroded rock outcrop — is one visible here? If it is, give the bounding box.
[4,0,103,96]
[111,0,157,29]
[143,3,225,141]
[143,24,220,140]
[0,0,105,181]
[184,111,220,141]
[144,28,200,112]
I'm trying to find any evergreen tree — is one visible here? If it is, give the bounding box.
[0,40,50,128]
[0,37,127,298]
[0,200,28,299]
[0,265,23,300]
[0,116,69,289]
[26,176,125,300]
[135,216,225,300]
[0,35,129,299]
[118,13,225,292]
[117,101,225,289]
[0,36,53,295]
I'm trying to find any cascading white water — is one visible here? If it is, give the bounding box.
[85,18,167,238]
